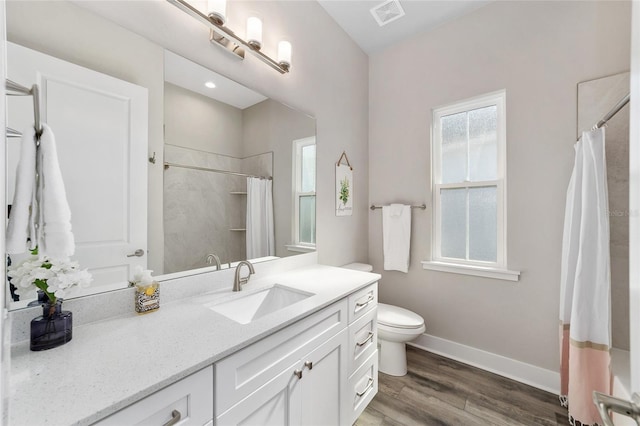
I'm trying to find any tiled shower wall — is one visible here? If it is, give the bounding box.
[164,144,272,274]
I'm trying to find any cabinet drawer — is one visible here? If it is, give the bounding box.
[215,300,348,415]
[348,283,378,323]
[348,306,377,375]
[347,350,378,425]
[94,366,213,426]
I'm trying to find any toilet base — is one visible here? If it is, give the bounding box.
[379,340,407,376]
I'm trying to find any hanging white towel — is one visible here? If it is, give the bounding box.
[382,204,411,273]
[37,123,75,258]
[6,126,38,254]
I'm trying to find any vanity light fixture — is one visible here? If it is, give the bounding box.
[246,16,262,50]
[207,0,227,25]
[167,0,292,74]
[204,81,216,89]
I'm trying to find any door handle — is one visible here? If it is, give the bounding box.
[127,249,145,257]
[593,391,640,426]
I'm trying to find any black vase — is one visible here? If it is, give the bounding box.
[30,300,73,351]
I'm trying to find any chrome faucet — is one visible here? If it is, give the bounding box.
[206,253,221,270]
[233,260,255,292]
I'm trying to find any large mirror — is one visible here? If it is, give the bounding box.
[5,1,316,310]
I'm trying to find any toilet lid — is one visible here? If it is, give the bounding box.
[378,303,425,329]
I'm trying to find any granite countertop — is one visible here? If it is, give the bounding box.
[9,264,380,426]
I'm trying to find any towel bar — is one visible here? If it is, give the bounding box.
[370,204,426,211]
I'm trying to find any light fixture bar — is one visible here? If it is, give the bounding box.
[167,0,289,74]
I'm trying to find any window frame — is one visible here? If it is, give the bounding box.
[291,136,316,250]
[431,90,507,269]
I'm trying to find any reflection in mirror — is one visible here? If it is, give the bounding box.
[162,50,316,275]
[5,1,316,310]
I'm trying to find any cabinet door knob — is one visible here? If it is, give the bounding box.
[304,361,313,370]
[294,369,303,379]
[162,410,181,426]
[127,249,145,257]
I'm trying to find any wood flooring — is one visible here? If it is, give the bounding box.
[356,346,570,426]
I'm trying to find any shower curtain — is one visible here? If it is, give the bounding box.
[246,177,274,259]
[559,127,611,425]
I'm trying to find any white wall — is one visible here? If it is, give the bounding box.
[369,0,631,371]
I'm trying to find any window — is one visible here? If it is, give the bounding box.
[291,137,316,250]
[429,90,513,277]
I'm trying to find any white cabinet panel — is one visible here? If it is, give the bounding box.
[347,351,379,425]
[215,300,347,414]
[300,329,348,426]
[348,306,377,376]
[95,366,213,426]
[348,284,377,323]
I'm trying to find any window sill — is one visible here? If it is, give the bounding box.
[285,244,316,253]
[421,261,520,282]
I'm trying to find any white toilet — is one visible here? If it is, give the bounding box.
[343,263,426,376]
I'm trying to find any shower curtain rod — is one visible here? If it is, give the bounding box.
[594,93,630,129]
[163,162,272,180]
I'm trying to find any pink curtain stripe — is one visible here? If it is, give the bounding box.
[567,345,611,425]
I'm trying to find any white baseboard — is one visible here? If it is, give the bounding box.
[408,333,560,395]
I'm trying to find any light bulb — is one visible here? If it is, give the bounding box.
[277,41,292,72]
[207,0,226,25]
[246,17,262,50]
[204,81,216,89]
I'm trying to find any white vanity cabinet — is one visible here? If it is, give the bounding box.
[94,366,214,426]
[215,282,379,426]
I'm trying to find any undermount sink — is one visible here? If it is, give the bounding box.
[206,284,314,324]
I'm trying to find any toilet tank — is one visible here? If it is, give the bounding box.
[342,263,373,272]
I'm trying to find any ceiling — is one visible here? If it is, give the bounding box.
[317,0,492,54]
[164,50,267,109]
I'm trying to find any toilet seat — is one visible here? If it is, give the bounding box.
[378,303,425,329]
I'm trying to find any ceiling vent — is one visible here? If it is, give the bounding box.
[370,0,405,27]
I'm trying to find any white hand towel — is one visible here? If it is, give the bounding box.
[37,123,75,257]
[382,204,411,273]
[6,126,38,254]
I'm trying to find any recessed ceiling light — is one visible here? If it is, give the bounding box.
[205,81,216,89]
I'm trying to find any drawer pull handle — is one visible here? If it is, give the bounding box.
[356,294,374,309]
[163,410,181,426]
[294,369,303,379]
[304,361,313,370]
[356,377,374,397]
[356,331,374,347]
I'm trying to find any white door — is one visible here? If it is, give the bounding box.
[6,42,148,299]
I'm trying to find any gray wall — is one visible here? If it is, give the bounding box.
[368,0,631,371]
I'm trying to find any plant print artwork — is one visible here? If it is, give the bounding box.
[336,164,353,216]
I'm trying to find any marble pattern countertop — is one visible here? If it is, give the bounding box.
[9,265,380,426]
